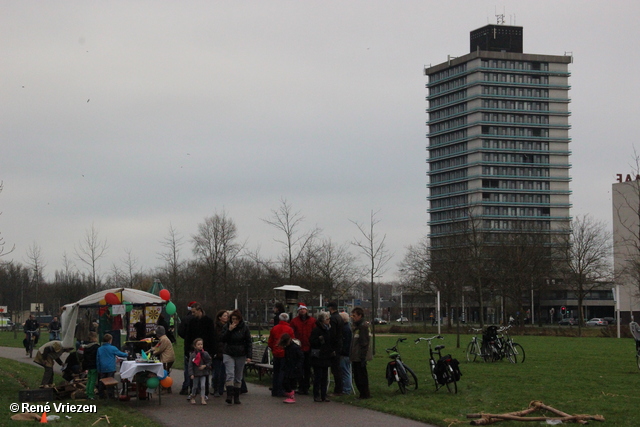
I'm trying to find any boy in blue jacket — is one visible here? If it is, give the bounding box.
[96,333,128,398]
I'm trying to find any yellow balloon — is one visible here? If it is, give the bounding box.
[99,298,107,305]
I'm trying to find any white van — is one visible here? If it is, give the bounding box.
[0,318,15,330]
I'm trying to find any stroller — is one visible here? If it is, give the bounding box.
[630,322,640,370]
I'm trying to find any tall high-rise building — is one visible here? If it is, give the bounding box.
[425,24,572,251]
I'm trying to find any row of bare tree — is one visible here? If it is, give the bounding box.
[0,198,391,321]
[398,214,612,337]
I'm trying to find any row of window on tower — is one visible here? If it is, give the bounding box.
[483,72,549,85]
[480,59,549,72]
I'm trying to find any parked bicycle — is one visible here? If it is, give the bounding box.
[466,328,486,362]
[385,337,418,394]
[630,322,640,369]
[481,325,503,362]
[415,335,461,394]
[497,325,525,363]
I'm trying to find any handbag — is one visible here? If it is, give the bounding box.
[310,348,321,358]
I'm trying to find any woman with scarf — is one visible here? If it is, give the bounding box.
[219,309,252,405]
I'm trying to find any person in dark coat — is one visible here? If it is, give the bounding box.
[350,307,372,399]
[212,309,229,397]
[309,311,333,402]
[220,309,252,405]
[183,303,216,398]
[279,333,303,403]
[81,331,100,399]
[177,301,196,395]
[327,301,344,394]
[273,302,285,327]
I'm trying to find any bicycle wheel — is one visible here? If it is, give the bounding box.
[404,365,418,391]
[505,343,515,363]
[444,366,458,394]
[466,342,477,362]
[511,343,525,363]
[397,374,407,394]
[28,340,33,358]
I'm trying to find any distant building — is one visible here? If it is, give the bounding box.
[612,180,640,322]
[425,23,572,250]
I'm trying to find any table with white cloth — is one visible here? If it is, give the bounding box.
[119,360,165,404]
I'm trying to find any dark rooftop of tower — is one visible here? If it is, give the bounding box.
[470,24,523,53]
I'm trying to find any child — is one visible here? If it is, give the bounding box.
[153,326,175,393]
[81,332,100,399]
[188,338,212,405]
[96,333,128,398]
[279,333,303,403]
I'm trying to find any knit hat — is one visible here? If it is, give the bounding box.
[156,326,166,337]
[297,303,308,311]
[187,301,197,310]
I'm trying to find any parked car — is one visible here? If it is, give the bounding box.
[373,318,388,325]
[603,317,616,325]
[558,317,577,326]
[396,317,409,323]
[586,318,608,326]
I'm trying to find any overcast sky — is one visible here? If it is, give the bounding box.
[1,1,638,282]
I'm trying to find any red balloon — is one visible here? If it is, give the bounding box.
[159,289,171,301]
[105,292,120,305]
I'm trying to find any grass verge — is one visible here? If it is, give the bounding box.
[0,357,161,426]
[246,332,639,426]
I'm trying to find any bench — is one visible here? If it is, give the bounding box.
[245,343,273,380]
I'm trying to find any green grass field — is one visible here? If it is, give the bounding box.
[0,357,161,426]
[246,331,638,426]
[2,328,637,426]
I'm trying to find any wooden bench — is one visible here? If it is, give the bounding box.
[245,343,273,380]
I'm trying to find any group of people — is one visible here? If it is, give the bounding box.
[177,302,252,405]
[176,300,372,407]
[27,298,373,405]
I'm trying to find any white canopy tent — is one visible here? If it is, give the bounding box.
[60,288,166,348]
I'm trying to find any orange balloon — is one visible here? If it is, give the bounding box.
[160,377,173,388]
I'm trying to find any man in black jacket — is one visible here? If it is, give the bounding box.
[327,301,344,395]
[178,301,196,394]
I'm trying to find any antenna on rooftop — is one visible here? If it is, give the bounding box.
[495,6,505,25]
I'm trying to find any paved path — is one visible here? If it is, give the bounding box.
[0,346,436,427]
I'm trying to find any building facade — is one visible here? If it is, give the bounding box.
[425,24,572,248]
[612,180,640,322]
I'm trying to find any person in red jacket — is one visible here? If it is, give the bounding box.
[289,303,315,395]
[268,313,294,397]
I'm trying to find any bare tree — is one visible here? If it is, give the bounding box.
[121,248,142,288]
[192,210,244,307]
[559,214,612,333]
[350,209,392,354]
[158,223,187,302]
[262,198,321,286]
[25,242,46,313]
[75,224,108,292]
[0,182,15,258]
[307,238,361,301]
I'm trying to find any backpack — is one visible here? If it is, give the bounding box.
[435,354,462,384]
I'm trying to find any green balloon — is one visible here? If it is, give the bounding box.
[124,301,133,312]
[165,301,176,315]
[146,377,160,388]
